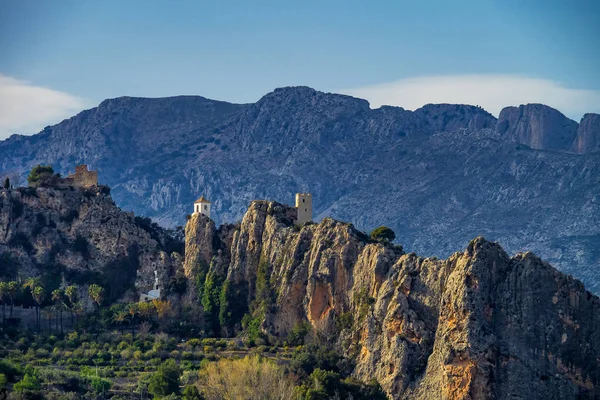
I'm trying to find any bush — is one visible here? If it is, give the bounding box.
[198,356,294,400]
[370,226,396,242]
[13,373,41,392]
[90,376,111,394]
[287,322,310,346]
[148,359,181,397]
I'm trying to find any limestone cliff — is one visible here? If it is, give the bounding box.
[497,104,579,151]
[572,113,600,153]
[186,200,600,399]
[0,185,182,305]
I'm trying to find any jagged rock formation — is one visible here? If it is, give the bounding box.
[185,201,600,399]
[1,87,599,294]
[573,113,600,153]
[0,185,182,304]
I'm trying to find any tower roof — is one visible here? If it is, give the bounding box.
[194,195,211,204]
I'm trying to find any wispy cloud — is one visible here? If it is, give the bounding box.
[341,75,600,120]
[0,73,87,140]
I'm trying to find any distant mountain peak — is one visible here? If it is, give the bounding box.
[497,103,579,151]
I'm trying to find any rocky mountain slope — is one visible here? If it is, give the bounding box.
[0,184,182,304]
[0,87,599,293]
[184,201,600,399]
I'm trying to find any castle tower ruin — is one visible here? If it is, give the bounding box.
[295,193,312,225]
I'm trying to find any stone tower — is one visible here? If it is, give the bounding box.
[295,193,312,225]
[193,195,211,218]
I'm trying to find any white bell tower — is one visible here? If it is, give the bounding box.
[193,195,212,218]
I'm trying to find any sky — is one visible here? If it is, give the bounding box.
[0,0,599,139]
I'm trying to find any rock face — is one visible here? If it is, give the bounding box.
[1,87,599,294]
[185,202,600,399]
[0,185,182,304]
[572,113,600,153]
[497,104,579,151]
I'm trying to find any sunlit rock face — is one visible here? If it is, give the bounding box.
[1,87,599,293]
[185,203,600,399]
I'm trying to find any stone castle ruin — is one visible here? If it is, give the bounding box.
[67,164,98,187]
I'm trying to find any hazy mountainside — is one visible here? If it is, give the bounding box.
[0,185,182,305]
[185,202,600,399]
[0,87,599,292]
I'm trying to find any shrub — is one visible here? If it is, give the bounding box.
[90,376,111,394]
[370,226,396,242]
[287,322,311,346]
[182,385,204,400]
[148,359,181,397]
[13,373,41,392]
[198,355,294,400]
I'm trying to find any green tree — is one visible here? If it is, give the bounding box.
[65,284,78,326]
[113,310,128,334]
[24,278,44,330]
[0,282,7,328]
[13,372,41,392]
[128,303,138,334]
[90,376,111,395]
[370,226,396,242]
[88,284,105,308]
[6,281,19,318]
[201,271,222,336]
[182,385,204,400]
[148,359,181,397]
[2,177,9,189]
[51,289,65,333]
[27,164,54,186]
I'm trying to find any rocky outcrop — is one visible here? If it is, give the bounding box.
[497,104,579,151]
[1,88,599,296]
[0,185,182,304]
[186,202,600,399]
[414,104,497,133]
[572,113,600,153]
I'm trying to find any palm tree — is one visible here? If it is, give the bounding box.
[72,302,83,327]
[32,286,45,331]
[51,289,65,334]
[42,307,54,333]
[88,284,105,309]
[0,282,7,329]
[128,303,138,335]
[65,285,78,327]
[23,278,44,331]
[7,281,19,318]
[113,311,128,334]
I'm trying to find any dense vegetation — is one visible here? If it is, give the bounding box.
[0,276,386,399]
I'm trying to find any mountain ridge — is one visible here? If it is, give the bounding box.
[1,86,599,294]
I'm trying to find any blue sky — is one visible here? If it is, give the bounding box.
[0,0,599,138]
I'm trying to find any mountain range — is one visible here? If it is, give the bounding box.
[0,86,598,292]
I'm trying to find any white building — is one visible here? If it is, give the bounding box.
[193,195,211,218]
[295,193,312,225]
[140,271,161,302]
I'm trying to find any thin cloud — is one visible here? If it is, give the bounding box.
[0,73,87,140]
[341,75,600,121]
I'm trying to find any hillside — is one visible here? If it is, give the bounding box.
[0,87,599,293]
[0,184,182,305]
[0,189,598,398]
[183,201,600,399]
